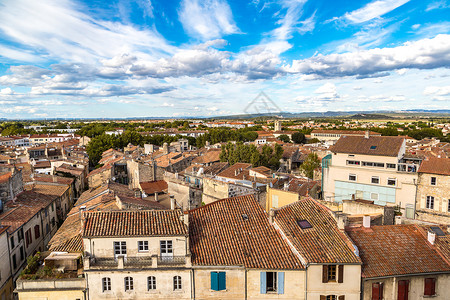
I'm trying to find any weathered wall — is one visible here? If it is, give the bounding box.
[193,267,246,299]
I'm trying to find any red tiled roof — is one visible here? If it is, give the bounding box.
[83,210,187,237]
[191,149,221,164]
[29,184,69,197]
[274,198,361,264]
[312,130,381,135]
[331,136,404,157]
[0,172,11,184]
[216,163,252,180]
[189,195,304,269]
[140,180,168,194]
[418,156,450,176]
[347,225,450,278]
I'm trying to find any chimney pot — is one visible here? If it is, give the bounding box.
[363,215,371,228]
[428,231,436,245]
[364,131,370,139]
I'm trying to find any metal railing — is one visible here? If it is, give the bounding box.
[91,257,118,267]
[125,257,153,266]
[157,256,186,265]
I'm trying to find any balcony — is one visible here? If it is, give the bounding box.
[397,163,419,173]
[157,256,186,265]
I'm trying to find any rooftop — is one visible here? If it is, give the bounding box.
[418,156,450,176]
[331,135,405,157]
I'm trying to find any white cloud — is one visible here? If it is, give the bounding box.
[0,87,15,95]
[426,1,450,12]
[286,34,450,78]
[343,0,410,24]
[424,85,450,96]
[178,0,239,40]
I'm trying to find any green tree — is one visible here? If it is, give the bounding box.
[300,153,321,179]
[278,134,291,143]
[291,132,305,144]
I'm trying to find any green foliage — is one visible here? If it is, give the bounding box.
[291,132,305,144]
[300,153,321,179]
[220,142,283,169]
[196,128,258,148]
[43,265,54,277]
[278,134,291,143]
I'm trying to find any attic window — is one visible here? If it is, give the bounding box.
[430,226,445,236]
[297,219,312,229]
[370,146,377,150]
[242,214,249,221]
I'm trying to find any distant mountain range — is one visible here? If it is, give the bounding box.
[1,109,449,121]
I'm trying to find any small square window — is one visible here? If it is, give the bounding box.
[387,178,396,186]
[349,174,357,181]
[138,241,148,252]
[371,176,379,184]
[327,265,337,281]
[431,177,436,186]
[371,193,379,201]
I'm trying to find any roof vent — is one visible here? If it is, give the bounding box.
[242,214,248,221]
[297,219,312,229]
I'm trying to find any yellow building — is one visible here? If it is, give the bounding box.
[266,186,299,211]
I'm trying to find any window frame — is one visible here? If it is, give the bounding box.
[348,174,357,181]
[430,177,436,186]
[114,241,127,257]
[138,241,149,252]
[173,275,182,291]
[102,277,111,292]
[426,196,435,210]
[371,193,379,201]
[266,272,277,292]
[327,265,337,282]
[147,276,156,291]
[424,278,436,296]
[371,176,380,184]
[124,276,133,291]
[387,178,397,186]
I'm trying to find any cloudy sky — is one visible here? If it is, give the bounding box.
[0,0,449,119]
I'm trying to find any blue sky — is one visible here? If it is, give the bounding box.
[0,0,449,119]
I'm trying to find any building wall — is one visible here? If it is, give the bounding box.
[0,277,13,300]
[202,178,229,205]
[266,188,299,211]
[86,269,191,299]
[193,267,245,299]
[416,173,450,223]
[0,230,12,300]
[247,269,305,299]
[363,274,450,300]
[83,236,188,258]
[88,168,112,189]
[306,264,361,300]
[323,152,418,212]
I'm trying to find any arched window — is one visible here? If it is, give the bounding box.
[173,276,182,290]
[148,276,156,290]
[102,277,111,292]
[124,276,133,291]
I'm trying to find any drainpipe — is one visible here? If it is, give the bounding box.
[191,268,195,300]
[245,269,248,300]
[413,177,418,219]
[305,263,309,300]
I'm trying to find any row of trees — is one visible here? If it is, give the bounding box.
[219,142,284,169]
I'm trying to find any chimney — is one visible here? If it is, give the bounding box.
[428,231,436,245]
[364,131,370,139]
[80,205,87,231]
[170,195,176,210]
[183,213,189,227]
[154,192,158,202]
[395,216,402,225]
[363,215,371,228]
[269,209,276,225]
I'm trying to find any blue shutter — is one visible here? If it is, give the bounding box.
[211,272,218,291]
[277,272,284,294]
[218,272,226,290]
[260,272,266,294]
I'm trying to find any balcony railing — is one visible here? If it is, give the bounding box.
[157,256,186,265]
[397,163,419,173]
[91,257,118,268]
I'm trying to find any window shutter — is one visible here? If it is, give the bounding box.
[277,272,284,295]
[398,280,409,300]
[218,272,226,291]
[320,296,326,300]
[372,283,380,300]
[338,265,344,283]
[211,272,218,291]
[380,283,383,299]
[338,296,345,300]
[424,278,435,296]
[260,272,266,294]
[322,265,328,283]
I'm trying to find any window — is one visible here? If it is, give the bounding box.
[160,240,173,258]
[147,276,156,290]
[322,265,344,283]
[371,176,379,184]
[10,236,15,249]
[173,276,182,290]
[387,163,396,169]
[371,193,379,201]
[327,296,336,300]
[297,219,312,229]
[211,272,226,291]
[362,161,384,168]
[346,160,360,165]
[20,246,24,261]
[319,296,344,300]
[426,196,435,210]
[46,223,49,234]
[349,174,357,181]
[12,254,17,269]
[102,277,111,292]
[25,229,32,247]
[34,225,40,239]
[114,241,127,256]
[124,277,133,291]
[424,278,436,296]
[370,146,377,150]
[430,177,436,186]
[387,178,396,186]
[272,195,279,208]
[260,272,284,294]
[138,241,148,252]
[398,280,409,300]
[372,282,384,300]
[448,200,450,212]
[51,203,54,212]
[18,228,24,241]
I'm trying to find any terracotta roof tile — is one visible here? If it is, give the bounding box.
[189,195,304,269]
[29,184,69,197]
[347,225,450,278]
[418,156,450,176]
[331,136,405,157]
[216,163,252,180]
[140,180,168,194]
[274,198,361,264]
[83,210,187,237]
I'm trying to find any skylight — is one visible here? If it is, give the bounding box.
[370,146,377,150]
[297,219,312,229]
[242,214,248,221]
[430,226,445,236]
